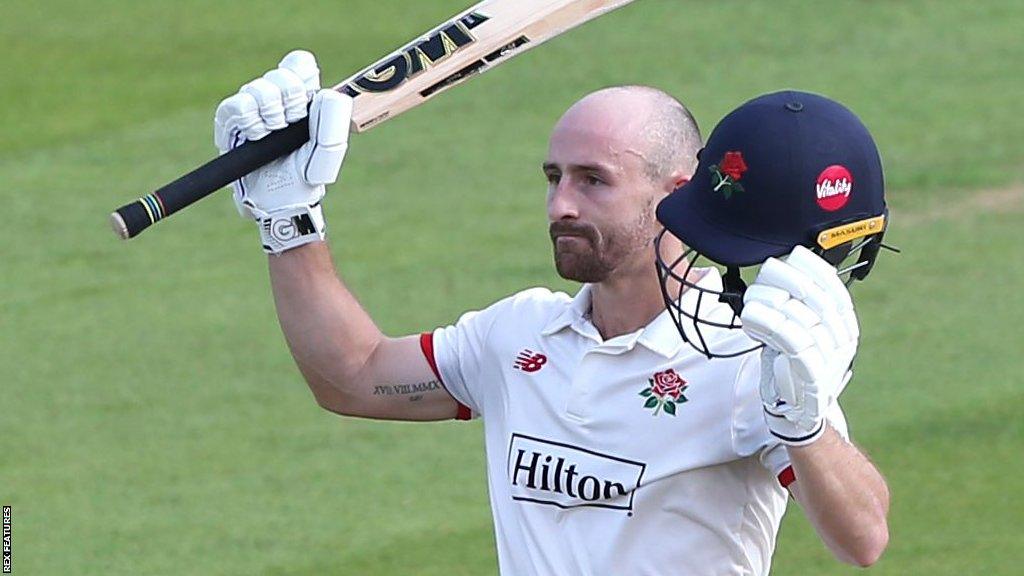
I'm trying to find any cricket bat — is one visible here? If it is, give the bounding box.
[110,0,638,240]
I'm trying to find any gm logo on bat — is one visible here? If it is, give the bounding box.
[341,12,490,95]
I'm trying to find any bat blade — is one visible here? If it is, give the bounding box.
[109,0,637,240]
[340,0,638,132]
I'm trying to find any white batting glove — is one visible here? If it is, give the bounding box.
[740,246,859,446]
[213,50,353,254]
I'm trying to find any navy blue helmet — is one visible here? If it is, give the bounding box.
[655,90,893,358]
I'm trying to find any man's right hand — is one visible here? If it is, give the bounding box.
[213,50,353,254]
[224,54,464,422]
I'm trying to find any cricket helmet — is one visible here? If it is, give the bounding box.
[655,90,892,358]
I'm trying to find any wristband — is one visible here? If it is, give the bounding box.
[258,204,326,254]
[763,410,826,447]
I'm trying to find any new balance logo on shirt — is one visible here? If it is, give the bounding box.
[507,434,646,512]
[513,349,548,373]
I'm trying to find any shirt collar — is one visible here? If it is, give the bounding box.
[539,269,726,359]
[540,284,594,337]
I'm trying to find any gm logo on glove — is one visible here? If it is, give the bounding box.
[263,213,318,242]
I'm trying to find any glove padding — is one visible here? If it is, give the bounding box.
[740,246,859,445]
[213,50,352,254]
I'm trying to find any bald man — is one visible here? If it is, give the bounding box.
[215,52,885,575]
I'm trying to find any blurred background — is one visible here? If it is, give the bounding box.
[2,0,1022,574]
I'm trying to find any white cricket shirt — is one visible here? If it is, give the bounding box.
[422,270,847,575]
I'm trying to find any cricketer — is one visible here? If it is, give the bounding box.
[213,50,890,574]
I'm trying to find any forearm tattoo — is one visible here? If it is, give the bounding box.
[372,380,442,402]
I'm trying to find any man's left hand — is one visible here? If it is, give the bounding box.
[740,246,859,445]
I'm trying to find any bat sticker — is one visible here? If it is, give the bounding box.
[342,12,491,96]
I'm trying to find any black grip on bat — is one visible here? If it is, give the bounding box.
[110,118,310,239]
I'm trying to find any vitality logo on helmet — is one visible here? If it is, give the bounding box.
[816,165,854,211]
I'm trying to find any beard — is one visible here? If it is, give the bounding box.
[549,204,655,283]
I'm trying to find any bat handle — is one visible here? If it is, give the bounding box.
[109,118,311,239]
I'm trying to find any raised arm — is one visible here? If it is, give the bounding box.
[214,51,460,421]
[787,426,889,566]
[268,242,459,420]
[741,246,889,566]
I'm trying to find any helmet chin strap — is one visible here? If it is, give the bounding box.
[719,266,747,316]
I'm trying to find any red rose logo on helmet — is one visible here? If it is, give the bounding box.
[816,165,854,211]
[719,151,747,180]
[710,151,747,199]
[639,369,688,416]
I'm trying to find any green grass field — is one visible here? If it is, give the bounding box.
[3,0,1023,574]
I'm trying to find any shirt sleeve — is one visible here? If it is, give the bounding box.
[733,352,852,488]
[424,298,512,419]
[732,352,788,480]
[419,333,473,421]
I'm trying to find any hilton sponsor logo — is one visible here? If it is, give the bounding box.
[507,434,646,513]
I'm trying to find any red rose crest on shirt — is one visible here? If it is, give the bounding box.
[639,369,688,416]
[710,151,748,199]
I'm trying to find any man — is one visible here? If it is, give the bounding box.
[214,51,888,574]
